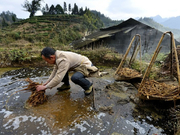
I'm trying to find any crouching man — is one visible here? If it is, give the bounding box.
[36,47,99,95]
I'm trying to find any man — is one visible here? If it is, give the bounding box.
[36,47,99,95]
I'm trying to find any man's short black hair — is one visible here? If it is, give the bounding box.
[41,47,56,58]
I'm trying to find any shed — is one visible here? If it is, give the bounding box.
[71,18,180,55]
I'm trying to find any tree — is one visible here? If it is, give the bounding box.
[72,3,78,15]
[2,18,8,27]
[63,2,67,14]
[56,4,64,14]
[84,7,89,13]
[22,0,42,18]
[49,5,56,15]
[79,7,84,15]
[68,4,71,14]
[41,4,49,15]
[12,15,16,22]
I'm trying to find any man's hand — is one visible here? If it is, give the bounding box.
[36,85,47,91]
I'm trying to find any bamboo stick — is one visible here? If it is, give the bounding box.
[132,44,140,64]
[171,34,173,77]
[129,42,138,66]
[139,37,142,73]
[138,32,168,92]
[145,46,162,77]
[171,33,180,85]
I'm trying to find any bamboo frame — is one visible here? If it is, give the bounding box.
[138,31,180,93]
[129,43,141,68]
[129,43,138,65]
[115,34,142,75]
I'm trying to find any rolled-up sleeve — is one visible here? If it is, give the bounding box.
[46,59,70,89]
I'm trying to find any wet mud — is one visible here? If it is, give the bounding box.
[0,67,177,135]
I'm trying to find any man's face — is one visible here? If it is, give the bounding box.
[42,55,56,64]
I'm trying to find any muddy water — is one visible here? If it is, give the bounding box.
[0,67,175,135]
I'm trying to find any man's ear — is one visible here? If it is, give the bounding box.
[50,55,55,59]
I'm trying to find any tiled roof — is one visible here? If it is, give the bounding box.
[70,18,153,49]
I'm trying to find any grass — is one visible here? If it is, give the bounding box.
[0,15,89,48]
[0,44,163,81]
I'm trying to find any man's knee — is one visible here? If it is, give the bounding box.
[71,72,84,83]
[71,75,79,83]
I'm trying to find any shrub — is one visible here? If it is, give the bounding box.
[7,32,21,40]
[9,49,31,62]
[142,53,152,61]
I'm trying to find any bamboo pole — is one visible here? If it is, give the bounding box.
[139,37,142,73]
[171,32,180,85]
[130,44,140,65]
[93,88,96,110]
[129,37,140,66]
[128,34,141,66]
[138,32,167,92]
[145,46,162,78]
[170,34,173,77]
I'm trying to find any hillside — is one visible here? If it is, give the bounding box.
[151,15,169,23]
[91,10,123,28]
[138,17,180,41]
[0,13,103,67]
[151,15,180,30]
[161,16,180,30]
[0,11,21,27]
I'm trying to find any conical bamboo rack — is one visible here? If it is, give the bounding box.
[138,31,180,101]
[114,34,142,81]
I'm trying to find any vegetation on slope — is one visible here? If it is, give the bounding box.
[91,10,123,28]
[138,17,180,40]
[0,0,124,68]
[0,11,105,67]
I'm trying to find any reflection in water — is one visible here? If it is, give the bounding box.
[0,67,107,134]
[27,91,95,130]
[0,67,172,134]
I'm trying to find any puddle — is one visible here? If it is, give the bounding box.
[0,67,175,134]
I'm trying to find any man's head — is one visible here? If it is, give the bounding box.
[41,47,56,64]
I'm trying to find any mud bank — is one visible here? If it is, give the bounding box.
[0,67,176,134]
